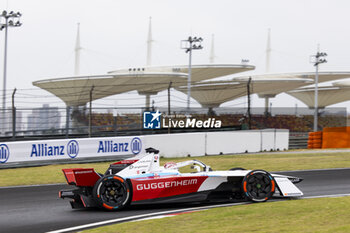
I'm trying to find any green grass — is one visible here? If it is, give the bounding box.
[84,196,350,233]
[2,151,350,186]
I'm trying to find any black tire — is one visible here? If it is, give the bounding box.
[242,170,276,202]
[92,175,131,211]
[229,167,245,171]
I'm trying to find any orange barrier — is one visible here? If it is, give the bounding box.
[322,127,349,148]
[307,131,323,149]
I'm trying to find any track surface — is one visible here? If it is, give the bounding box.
[1,168,350,233]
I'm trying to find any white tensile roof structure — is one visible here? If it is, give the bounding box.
[33,66,350,108]
[32,64,255,106]
[32,73,188,107]
[288,79,350,108]
[176,72,350,108]
[176,76,313,108]
[233,72,350,98]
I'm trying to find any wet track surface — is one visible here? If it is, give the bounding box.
[1,168,350,233]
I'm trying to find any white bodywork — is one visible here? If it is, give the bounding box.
[116,152,303,197]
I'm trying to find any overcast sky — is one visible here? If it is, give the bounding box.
[1,0,350,110]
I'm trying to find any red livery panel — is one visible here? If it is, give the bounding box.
[130,176,208,201]
[111,159,139,165]
[62,168,101,187]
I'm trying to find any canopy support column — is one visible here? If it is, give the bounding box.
[264,97,269,116]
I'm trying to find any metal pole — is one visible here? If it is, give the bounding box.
[2,17,8,113]
[2,18,8,135]
[89,86,94,137]
[113,115,117,135]
[187,42,192,110]
[313,45,320,132]
[168,81,172,134]
[145,94,150,111]
[264,97,269,117]
[65,106,70,138]
[247,77,252,130]
[168,82,172,115]
[11,88,16,139]
[314,61,319,132]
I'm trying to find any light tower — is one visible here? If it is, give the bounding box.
[310,45,327,132]
[0,10,22,134]
[181,36,203,110]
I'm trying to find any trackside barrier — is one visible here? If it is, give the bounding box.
[307,131,322,149]
[0,129,289,165]
[321,127,350,148]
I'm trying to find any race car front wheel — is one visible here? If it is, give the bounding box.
[242,170,275,202]
[92,175,131,211]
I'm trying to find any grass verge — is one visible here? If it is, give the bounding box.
[83,196,350,233]
[2,151,350,186]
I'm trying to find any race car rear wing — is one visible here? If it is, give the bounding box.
[62,168,101,187]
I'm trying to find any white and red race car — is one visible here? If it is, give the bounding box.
[59,148,303,211]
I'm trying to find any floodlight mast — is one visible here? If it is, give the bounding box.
[0,10,21,134]
[181,36,203,110]
[310,46,327,132]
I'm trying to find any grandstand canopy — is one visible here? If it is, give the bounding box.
[176,76,313,108]
[33,64,255,106]
[232,72,350,98]
[288,85,350,108]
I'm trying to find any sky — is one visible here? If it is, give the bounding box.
[1,0,350,110]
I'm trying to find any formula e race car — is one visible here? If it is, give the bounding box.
[59,148,303,211]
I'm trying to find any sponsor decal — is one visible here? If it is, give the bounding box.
[0,144,9,163]
[67,140,79,158]
[164,162,177,169]
[97,137,141,155]
[131,137,142,155]
[74,170,93,174]
[97,141,129,153]
[143,111,222,129]
[143,110,161,129]
[30,140,79,158]
[163,117,221,128]
[30,144,65,157]
[136,179,198,190]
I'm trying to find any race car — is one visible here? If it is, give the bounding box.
[59,148,303,211]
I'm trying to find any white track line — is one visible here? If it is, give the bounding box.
[302,193,350,199]
[47,193,350,233]
[0,183,66,189]
[46,202,250,233]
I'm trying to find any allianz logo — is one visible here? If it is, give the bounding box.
[97,137,142,155]
[0,144,10,163]
[30,140,79,158]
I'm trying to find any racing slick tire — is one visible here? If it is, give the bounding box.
[92,175,131,211]
[242,170,276,202]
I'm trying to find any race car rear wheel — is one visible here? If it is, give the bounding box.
[92,175,131,211]
[242,170,275,202]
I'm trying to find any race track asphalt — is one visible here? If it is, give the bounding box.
[1,168,350,233]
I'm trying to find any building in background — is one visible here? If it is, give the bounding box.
[27,104,61,134]
[1,109,23,136]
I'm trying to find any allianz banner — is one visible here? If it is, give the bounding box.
[0,136,143,164]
